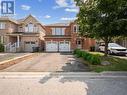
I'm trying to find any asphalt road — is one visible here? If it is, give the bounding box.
[0,72,127,95]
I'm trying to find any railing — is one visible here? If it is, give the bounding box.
[18,28,40,33]
[4,42,21,52]
[4,42,11,52]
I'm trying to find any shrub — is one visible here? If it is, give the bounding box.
[90,55,101,65]
[73,49,80,54]
[77,50,83,58]
[0,43,4,52]
[74,49,101,65]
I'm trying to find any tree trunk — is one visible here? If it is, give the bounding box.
[104,39,108,57]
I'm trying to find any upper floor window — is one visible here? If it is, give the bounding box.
[25,23,38,32]
[28,23,34,32]
[19,27,23,32]
[73,25,79,32]
[0,22,6,29]
[52,28,65,35]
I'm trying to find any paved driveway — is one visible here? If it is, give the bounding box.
[1,53,90,72]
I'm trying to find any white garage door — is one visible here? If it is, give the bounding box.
[59,41,70,52]
[24,41,37,52]
[46,41,58,52]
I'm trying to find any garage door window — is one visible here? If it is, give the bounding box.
[31,42,35,44]
[25,42,30,44]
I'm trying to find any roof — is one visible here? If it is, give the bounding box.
[46,22,71,26]
[17,18,25,23]
[0,16,18,24]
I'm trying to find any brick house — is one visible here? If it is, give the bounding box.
[0,15,96,52]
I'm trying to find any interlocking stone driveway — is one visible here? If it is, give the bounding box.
[1,53,90,72]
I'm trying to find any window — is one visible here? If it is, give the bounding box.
[19,27,22,32]
[34,25,38,32]
[25,25,28,32]
[52,28,65,35]
[0,22,6,29]
[31,42,35,44]
[73,25,79,32]
[76,40,81,45]
[28,23,34,32]
[25,23,34,32]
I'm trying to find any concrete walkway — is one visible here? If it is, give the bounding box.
[0,53,90,72]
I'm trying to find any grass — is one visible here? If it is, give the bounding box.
[88,52,127,72]
[89,52,104,56]
[90,57,127,72]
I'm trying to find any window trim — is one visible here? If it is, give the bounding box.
[73,25,79,32]
[52,28,65,35]
[0,22,6,29]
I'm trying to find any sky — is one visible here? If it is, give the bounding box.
[1,0,79,24]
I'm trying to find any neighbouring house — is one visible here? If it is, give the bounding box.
[115,38,127,48]
[0,15,96,52]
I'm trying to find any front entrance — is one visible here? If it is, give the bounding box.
[76,40,82,49]
[46,41,70,52]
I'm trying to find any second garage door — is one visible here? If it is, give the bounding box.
[59,41,70,52]
[46,41,58,52]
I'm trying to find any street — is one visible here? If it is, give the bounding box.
[0,72,127,95]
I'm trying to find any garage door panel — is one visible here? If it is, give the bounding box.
[24,41,37,52]
[59,42,70,52]
[46,42,58,52]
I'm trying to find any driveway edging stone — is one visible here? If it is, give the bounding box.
[0,53,38,70]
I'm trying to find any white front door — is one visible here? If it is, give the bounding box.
[46,41,58,52]
[59,41,70,52]
[24,41,37,52]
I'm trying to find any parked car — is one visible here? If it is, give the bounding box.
[99,43,127,56]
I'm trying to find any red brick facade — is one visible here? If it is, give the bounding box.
[44,22,96,51]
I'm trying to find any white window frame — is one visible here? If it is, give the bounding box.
[25,23,35,32]
[73,25,79,32]
[52,28,65,35]
[28,23,34,32]
[0,22,6,29]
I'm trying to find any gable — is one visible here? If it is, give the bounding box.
[22,15,39,25]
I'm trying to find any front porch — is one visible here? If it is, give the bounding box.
[5,34,22,52]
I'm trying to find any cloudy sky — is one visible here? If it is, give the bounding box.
[11,0,79,24]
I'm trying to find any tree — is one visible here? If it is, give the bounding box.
[75,0,127,56]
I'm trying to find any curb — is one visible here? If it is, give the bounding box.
[0,53,38,70]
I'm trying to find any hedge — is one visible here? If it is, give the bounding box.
[74,49,101,65]
[0,43,4,52]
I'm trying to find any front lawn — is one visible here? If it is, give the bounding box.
[74,49,127,72]
[91,56,127,72]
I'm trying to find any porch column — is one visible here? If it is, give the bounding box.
[17,35,20,48]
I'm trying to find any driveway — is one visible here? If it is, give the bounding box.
[0,53,90,72]
[0,53,30,62]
